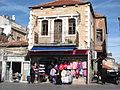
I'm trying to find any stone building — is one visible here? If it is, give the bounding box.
[94,13,107,73]
[0,15,29,82]
[28,0,107,84]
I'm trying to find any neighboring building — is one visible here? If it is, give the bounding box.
[28,0,107,84]
[0,15,29,82]
[0,15,27,42]
[94,13,107,73]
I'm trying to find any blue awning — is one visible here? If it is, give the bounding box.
[30,46,76,51]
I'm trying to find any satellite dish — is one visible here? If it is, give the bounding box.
[12,15,15,21]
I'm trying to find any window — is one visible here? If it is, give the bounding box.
[41,20,48,35]
[17,36,20,41]
[96,29,103,42]
[34,32,38,44]
[68,18,76,34]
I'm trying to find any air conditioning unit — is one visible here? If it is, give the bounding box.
[92,51,97,59]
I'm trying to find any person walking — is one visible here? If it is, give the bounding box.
[50,66,57,84]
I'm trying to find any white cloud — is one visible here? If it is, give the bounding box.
[93,0,115,9]
[0,0,28,14]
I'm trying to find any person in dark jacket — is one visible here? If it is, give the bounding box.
[30,66,35,83]
[101,68,107,84]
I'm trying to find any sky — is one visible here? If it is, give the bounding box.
[0,0,120,63]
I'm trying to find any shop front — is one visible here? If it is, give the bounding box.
[3,56,30,83]
[29,45,91,84]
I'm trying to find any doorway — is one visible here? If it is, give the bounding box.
[12,62,21,73]
[54,19,62,43]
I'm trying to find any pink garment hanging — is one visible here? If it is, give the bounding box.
[70,63,73,69]
[82,62,87,69]
[73,62,78,69]
[67,64,71,69]
[84,69,87,77]
[77,62,82,69]
[71,70,75,77]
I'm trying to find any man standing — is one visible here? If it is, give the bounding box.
[50,66,57,84]
[101,68,107,84]
[30,66,35,83]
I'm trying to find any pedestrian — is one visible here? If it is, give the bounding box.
[30,65,35,83]
[50,66,57,84]
[101,68,107,84]
[97,71,100,83]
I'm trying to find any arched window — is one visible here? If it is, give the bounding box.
[41,20,48,35]
[68,18,76,34]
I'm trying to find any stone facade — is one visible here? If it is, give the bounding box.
[28,0,107,84]
[28,2,94,50]
[94,14,107,52]
[0,16,27,42]
[0,15,29,82]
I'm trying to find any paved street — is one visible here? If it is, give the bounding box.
[0,82,120,90]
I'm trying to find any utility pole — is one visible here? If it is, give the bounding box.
[118,16,120,31]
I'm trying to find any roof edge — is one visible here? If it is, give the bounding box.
[29,2,90,9]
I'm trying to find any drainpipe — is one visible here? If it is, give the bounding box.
[87,50,90,84]
[9,62,12,82]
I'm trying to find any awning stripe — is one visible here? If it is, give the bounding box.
[31,46,75,51]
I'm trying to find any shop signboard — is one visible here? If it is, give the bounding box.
[8,56,24,62]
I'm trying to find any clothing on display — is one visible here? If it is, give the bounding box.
[61,70,72,84]
[38,64,47,82]
[82,62,87,69]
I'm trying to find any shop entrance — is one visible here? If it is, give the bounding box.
[5,62,21,82]
[12,62,21,73]
[31,55,87,84]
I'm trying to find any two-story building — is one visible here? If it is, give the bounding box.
[28,0,107,84]
[0,15,29,82]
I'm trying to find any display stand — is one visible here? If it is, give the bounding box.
[38,64,47,82]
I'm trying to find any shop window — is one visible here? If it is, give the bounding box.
[96,29,103,42]
[68,18,76,34]
[41,20,48,35]
[34,32,38,44]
